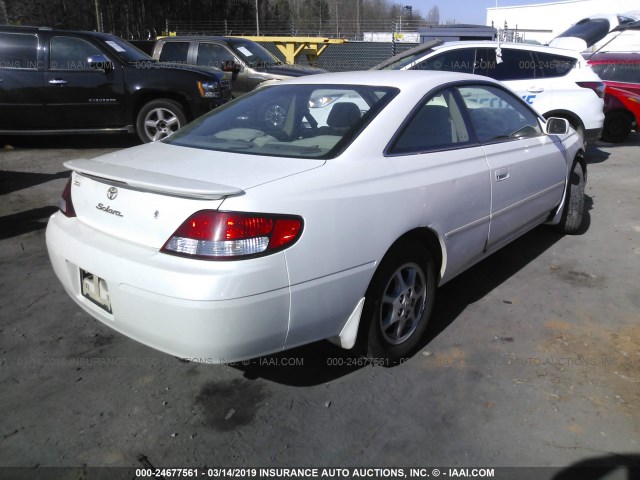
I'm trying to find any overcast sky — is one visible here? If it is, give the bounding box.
[404,0,540,24]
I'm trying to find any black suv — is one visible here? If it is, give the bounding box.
[0,26,232,142]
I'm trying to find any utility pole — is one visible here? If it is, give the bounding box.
[356,0,360,40]
[255,0,260,36]
[94,0,102,32]
[335,1,339,37]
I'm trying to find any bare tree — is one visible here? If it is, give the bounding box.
[0,0,8,24]
[426,5,439,25]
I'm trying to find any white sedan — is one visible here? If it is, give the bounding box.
[46,71,586,363]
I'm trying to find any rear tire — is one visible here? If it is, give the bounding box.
[556,161,585,234]
[357,240,436,363]
[601,110,632,143]
[136,99,187,143]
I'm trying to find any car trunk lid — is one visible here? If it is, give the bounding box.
[64,142,324,249]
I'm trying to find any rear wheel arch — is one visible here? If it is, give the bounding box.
[354,227,444,362]
[392,227,444,283]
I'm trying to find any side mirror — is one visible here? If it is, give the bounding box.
[88,55,113,72]
[222,60,242,73]
[546,117,570,135]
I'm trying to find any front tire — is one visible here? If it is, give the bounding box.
[136,99,187,143]
[358,240,436,362]
[556,161,585,234]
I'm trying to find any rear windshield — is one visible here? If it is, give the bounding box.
[165,84,398,159]
[591,61,640,83]
[557,18,610,47]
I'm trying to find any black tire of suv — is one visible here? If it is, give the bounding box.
[601,110,632,143]
[136,99,187,143]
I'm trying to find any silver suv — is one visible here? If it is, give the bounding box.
[151,36,325,98]
[373,40,605,143]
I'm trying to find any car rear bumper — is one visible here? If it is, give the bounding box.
[46,213,290,363]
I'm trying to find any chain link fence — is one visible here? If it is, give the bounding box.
[166,19,427,40]
[258,41,418,71]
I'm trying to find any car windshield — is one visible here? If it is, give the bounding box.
[101,35,155,63]
[228,39,281,67]
[165,84,398,159]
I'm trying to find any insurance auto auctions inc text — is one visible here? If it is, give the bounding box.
[256,468,495,478]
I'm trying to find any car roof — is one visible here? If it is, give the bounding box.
[372,39,584,70]
[434,40,582,57]
[275,70,501,91]
[0,25,119,40]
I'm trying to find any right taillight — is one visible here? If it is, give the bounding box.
[161,210,303,260]
[577,81,606,99]
[59,177,76,218]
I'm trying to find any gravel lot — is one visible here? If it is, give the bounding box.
[1,133,638,478]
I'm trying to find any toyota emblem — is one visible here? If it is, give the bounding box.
[107,187,118,200]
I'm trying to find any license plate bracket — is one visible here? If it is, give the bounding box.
[80,269,112,314]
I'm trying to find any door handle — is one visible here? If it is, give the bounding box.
[496,170,510,181]
[48,79,68,85]
[528,86,544,93]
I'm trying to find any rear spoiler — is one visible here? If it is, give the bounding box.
[65,159,244,200]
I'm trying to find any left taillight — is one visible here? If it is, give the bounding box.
[59,177,76,218]
[577,81,606,99]
[161,210,303,260]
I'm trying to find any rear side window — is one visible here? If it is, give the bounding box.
[0,32,38,70]
[388,89,471,155]
[484,48,540,80]
[534,52,576,78]
[159,42,189,63]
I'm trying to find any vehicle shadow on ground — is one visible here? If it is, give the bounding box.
[551,453,640,480]
[585,145,611,164]
[0,170,69,195]
[422,227,565,350]
[0,206,59,239]
[1,134,139,150]
[234,195,595,386]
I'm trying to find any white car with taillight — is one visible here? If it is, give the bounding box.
[47,71,585,363]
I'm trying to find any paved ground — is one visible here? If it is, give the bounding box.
[0,133,638,476]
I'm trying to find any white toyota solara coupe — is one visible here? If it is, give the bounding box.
[46,71,586,363]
